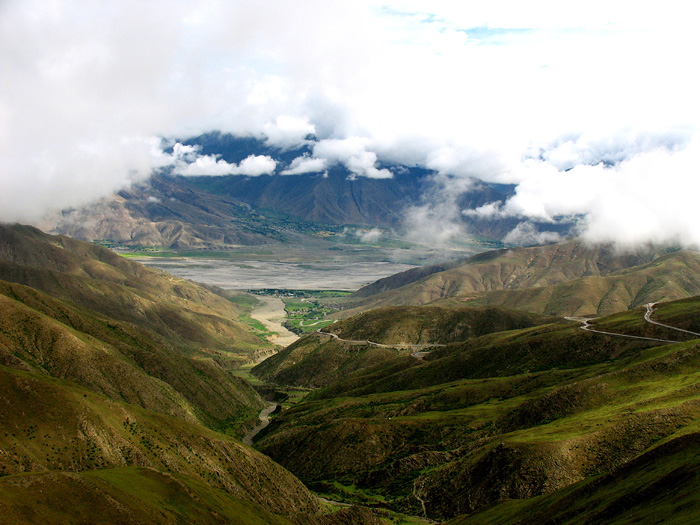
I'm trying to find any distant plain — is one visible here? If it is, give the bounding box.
[127,241,479,290]
[133,257,417,290]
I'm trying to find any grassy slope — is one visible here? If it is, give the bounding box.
[454,250,700,316]
[0,223,282,435]
[0,365,322,520]
[0,223,266,354]
[326,306,557,345]
[446,432,700,524]
[255,296,700,520]
[0,467,293,525]
[0,280,264,433]
[253,305,554,389]
[253,336,400,389]
[342,241,700,318]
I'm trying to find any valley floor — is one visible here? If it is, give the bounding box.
[250,294,299,348]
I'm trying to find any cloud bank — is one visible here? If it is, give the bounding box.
[1,0,699,248]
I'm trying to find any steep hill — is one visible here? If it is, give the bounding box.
[343,240,700,317]
[447,432,700,524]
[0,223,263,354]
[253,296,700,521]
[0,280,263,432]
[450,249,700,316]
[53,174,281,249]
[0,364,325,522]
[0,223,276,434]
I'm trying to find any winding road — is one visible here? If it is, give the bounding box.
[317,330,446,357]
[644,303,700,337]
[565,303,700,344]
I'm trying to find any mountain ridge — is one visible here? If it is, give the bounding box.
[49,133,569,249]
[253,295,700,520]
[340,240,700,317]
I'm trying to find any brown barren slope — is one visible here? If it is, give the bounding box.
[343,241,700,317]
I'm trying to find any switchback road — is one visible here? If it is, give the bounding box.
[566,303,700,344]
[644,303,700,338]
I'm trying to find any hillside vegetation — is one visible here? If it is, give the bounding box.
[0,224,269,355]
[0,224,282,432]
[253,305,555,388]
[0,223,386,523]
[0,366,320,517]
[254,296,700,521]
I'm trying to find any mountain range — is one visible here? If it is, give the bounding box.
[50,133,566,250]
[341,240,700,317]
[7,159,700,524]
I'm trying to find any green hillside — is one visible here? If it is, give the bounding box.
[446,432,700,524]
[0,280,264,433]
[0,467,292,525]
[0,224,388,523]
[0,223,267,355]
[0,224,278,433]
[253,305,554,388]
[253,296,700,521]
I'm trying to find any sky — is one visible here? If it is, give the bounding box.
[1,0,698,247]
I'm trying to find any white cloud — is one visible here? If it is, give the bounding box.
[357,228,383,243]
[281,155,327,175]
[503,222,563,246]
[488,138,700,247]
[236,154,277,176]
[264,115,316,148]
[0,0,699,249]
[403,201,466,246]
[174,153,276,177]
[313,138,393,179]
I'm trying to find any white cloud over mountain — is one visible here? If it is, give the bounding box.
[174,153,277,177]
[281,156,328,176]
[1,0,698,246]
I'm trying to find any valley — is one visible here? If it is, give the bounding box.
[249,294,298,348]
[5,221,700,523]
[6,3,696,522]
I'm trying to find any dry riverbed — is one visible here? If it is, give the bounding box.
[249,294,299,348]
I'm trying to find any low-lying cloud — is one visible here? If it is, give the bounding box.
[312,138,393,179]
[2,0,699,250]
[463,136,700,247]
[281,155,327,175]
[502,222,564,247]
[174,153,276,177]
